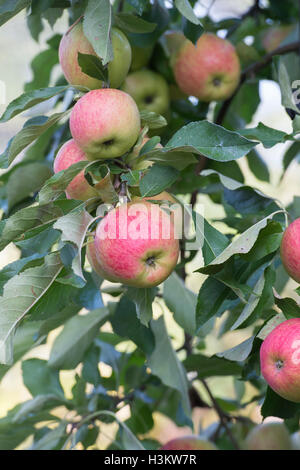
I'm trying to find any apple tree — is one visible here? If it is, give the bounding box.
[0,0,300,451]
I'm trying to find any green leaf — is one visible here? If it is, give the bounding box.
[25,48,59,92]
[273,54,300,114]
[22,358,64,398]
[261,387,300,420]
[0,0,31,27]
[238,122,289,149]
[126,287,157,327]
[140,110,167,129]
[115,13,156,34]
[7,163,52,209]
[148,316,191,416]
[83,0,113,66]
[163,272,196,335]
[161,121,257,162]
[246,150,270,182]
[198,211,283,275]
[174,0,201,25]
[54,209,93,280]
[0,86,77,122]
[274,296,300,319]
[283,141,300,174]
[12,395,65,424]
[78,52,108,83]
[0,113,69,169]
[48,308,109,369]
[216,336,255,362]
[111,296,155,355]
[31,423,67,450]
[0,203,63,252]
[196,277,229,330]
[0,253,63,365]
[198,214,230,265]
[140,164,179,197]
[184,354,243,378]
[38,161,88,204]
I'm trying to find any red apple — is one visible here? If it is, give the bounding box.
[260,318,300,403]
[245,422,293,450]
[161,436,217,450]
[172,33,240,101]
[87,200,179,287]
[53,139,97,201]
[280,218,300,283]
[69,89,141,161]
[59,21,132,89]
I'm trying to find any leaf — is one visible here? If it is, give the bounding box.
[0,0,31,26]
[12,395,64,424]
[0,86,76,122]
[25,48,59,92]
[174,0,201,25]
[148,316,191,416]
[140,110,167,129]
[83,0,113,66]
[54,209,93,279]
[274,296,300,320]
[196,277,230,330]
[198,211,283,275]
[163,272,196,335]
[110,296,155,354]
[0,253,63,365]
[216,336,255,362]
[157,121,257,162]
[90,164,118,203]
[246,150,270,182]
[238,122,289,148]
[126,287,157,326]
[48,308,109,369]
[146,150,197,171]
[7,163,52,210]
[197,214,230,265]
[184,354,243,378]
[140,164,179,197]
[273,54,300,114]
[261,387,300,420]
[78,52,108,83]
[0,203,62,252]
[22,358,64,397]
[115,13,156,34]
[38,161,88,204]
[282,141,300,174]
[31,423,67,450]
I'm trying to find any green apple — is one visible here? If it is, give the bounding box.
[59,21,132,89]
[245,422,293,450]
[130,43,154,71]
[121,69,170,116]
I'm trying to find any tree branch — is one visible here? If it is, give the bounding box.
[216,40,300,125]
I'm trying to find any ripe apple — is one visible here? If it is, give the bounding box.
[261,25,293,53]
[53,139,98,201]
[245,422,292,450]
[280,218,300,283]
[161,436,217,450]
[171,33,241,101]
[88,200,179,287]
[121,69,170,116]
[70,88,141,161]
[59,22,132,89]
[260,318,300,403]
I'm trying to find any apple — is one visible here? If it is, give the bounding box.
[53,139,98,201]
[160,436,217,450]
[171,33,241,102]
[261,25,293,53]
[280,218,300,283]
[245,422,292,450]
[59,21,132,89]
[121,69,170,116]
[88,200,179,287]
[130,43,154,71]
[260,318,300,403]
[69,88,141,161]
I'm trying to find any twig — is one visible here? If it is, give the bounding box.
[200,379,240,450]
[216,40,300,125]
